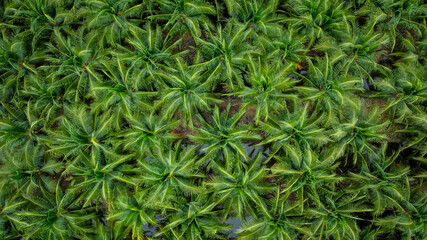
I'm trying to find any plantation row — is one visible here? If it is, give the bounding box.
[0,0,426,239]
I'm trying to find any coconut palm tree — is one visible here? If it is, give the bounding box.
[157,196,231,239]
[156,59,222,128]
[107,192,156,240]
[0,101,45,153]
[348,143,410,216]
[295,55,363,126]
[234,57,297,124]
[64,149,135,209]
[189,103,261,169]
[238,186,310,240]
[331,107,389,165]
[15,183,97,240]
[44,28,105,102]
[44,105,115,158]
[0,145,63,198]
[258,104,330,162]
[373,63,427,122]
[149,0,216,40]
[195,22,259,91]
[205,152,272,220]
[307,192,372,240]
[136,142,205,208]
[86,0,145,46]
[270,148,341,213]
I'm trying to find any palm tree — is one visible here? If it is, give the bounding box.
[195,22,259,91]
[90,58,157,129]
[270,148,341,213]
[369,187,427,239]
[44,28,105,102]
[257,27,308,69]
[86,0,145,46]
[360,0,427,50]
[107,193,156,240]
[0,145,63,198]
[284,0,354,47]
[0,34,42,100]
[189,103,261,169]
[238,186,310,240]
[331,107,389,165]
[295,55,363,126]
[6,0,75,50]
[15,183,97,240]
[157,196,231,239]
[348,143,410,216]
[258,104,330,162]
[307,192,372,240]
[118,112,179,157]
[226,0,282,37]
[0,101,45,153]
[137,142,205,208]
[44,105,114,158]
[0,196,26,239]
[156,59,222,128]
[149,0,216,40]
[64,149,135,209]
[205,152,272,220]
[373,63,427,122]
[21,73,64,126]
[116,23,187,89]
[318,23,391,86]
[235,57,297,124]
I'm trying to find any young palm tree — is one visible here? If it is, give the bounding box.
[0,196,25,239]
[156,59,221,128]
[195,22,258,91]
[348,143,410,216]
[90,58,157,129]
[226,0,282,37]
[318,24,391,86]
[137,142,205,208]
[295,55,363,126]
[235,57,297,124]
[117,23,187,89]
[64,149,135,209]
[44,105,114,158]
[205,152,272,220]
[0,34,42,99]
[271,148,341,213]
[189,103,261,169]
[369,187,427,239]
[157,196,231,239]
[21,74,64,127]
[44,28,105,102]
[0,101,45,153]
[257,27,308,69]
[284,0,354,47]
[307,192,372,240]
[0,145,63,198]
[86,0,145,46]
[6,0,75,50]
[373,63,427,122]
[258,104,330,162]
[107,193,156,240]
[360,0,427,50]
[15,183,97,240]
[118,112,179,156]
[331,107,389,165]
[238,186,310,240]
[149,0,216,40]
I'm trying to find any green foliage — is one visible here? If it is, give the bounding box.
[0,0,425,239]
